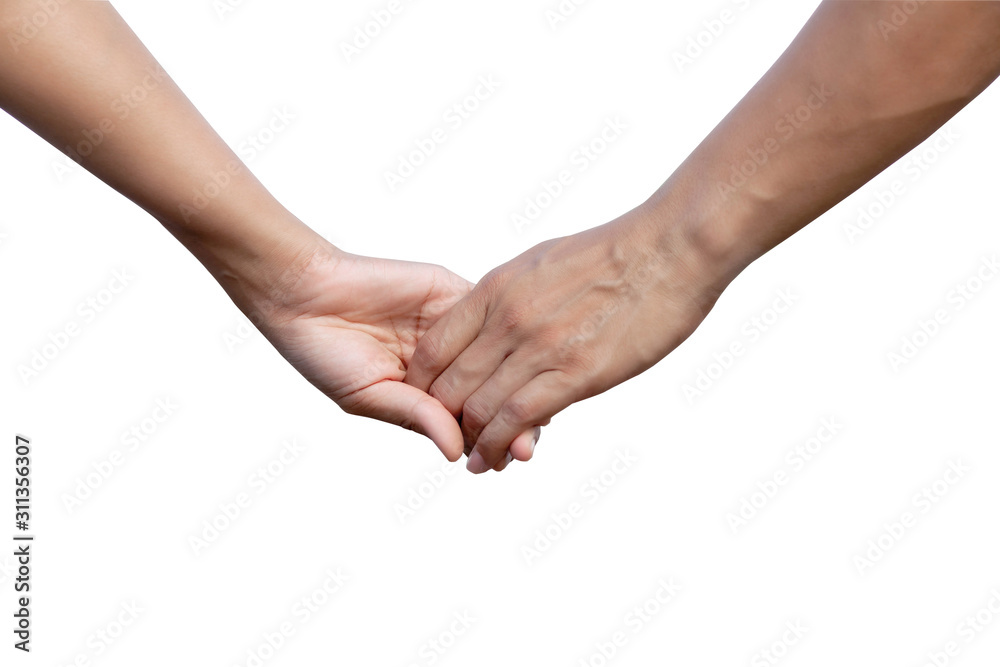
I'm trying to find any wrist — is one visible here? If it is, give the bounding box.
[167,195,341,325]
[229,222,340,326]
[635,175,770,294]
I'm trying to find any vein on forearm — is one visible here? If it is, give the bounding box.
[652,0,1000,276]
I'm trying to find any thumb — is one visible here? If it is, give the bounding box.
[342,380,464,462]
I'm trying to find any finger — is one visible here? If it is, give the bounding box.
[509,426,542,462]
[430,333,517,420]
[492,451,514,472]
[462,434,535,460]
[469,424,543,473]
[466,373,577,473]
[342,380,464,462]
[404,293,488,393]
[458,350,539,446]
[490,428,539,471]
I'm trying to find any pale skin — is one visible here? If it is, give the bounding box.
[0,0,535,464]
[404,0,1000,472]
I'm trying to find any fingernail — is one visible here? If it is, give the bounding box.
[504,451,513,466]
[467,450,489,474]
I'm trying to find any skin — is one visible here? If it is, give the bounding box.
[0,0,536,464]
[405,0,1000,473]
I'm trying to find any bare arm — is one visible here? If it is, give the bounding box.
[0,0,314,305]
[660,0,1000,279]
[0,0,532,460]
[406,0,1000,473]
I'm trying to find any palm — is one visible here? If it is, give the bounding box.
[263,251,473,460]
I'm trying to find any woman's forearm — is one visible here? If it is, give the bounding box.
[0,0,322,312]
[651,0,1000,285]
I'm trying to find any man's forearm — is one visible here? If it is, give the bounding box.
[0,0,321,312]
[401,1,1000,469]
[648,0,1000,285]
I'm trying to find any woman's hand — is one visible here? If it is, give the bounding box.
[249,240,477,462]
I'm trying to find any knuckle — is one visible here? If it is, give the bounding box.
[501,394,537,425]
[565,348,599,375]
[480,266,508,289]
[428,375,461,415]
[412,331,446,372]
[478,269,515,306]
[556,338,601,375]
[461,398,493,435]
[494,303,529,333]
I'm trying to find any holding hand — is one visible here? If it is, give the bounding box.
[405,205,728,473]
[249,242,473,461]
[249,239,540,465]
[407,0,1000,474]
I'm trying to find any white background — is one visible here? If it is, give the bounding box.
[3,0,1000,665]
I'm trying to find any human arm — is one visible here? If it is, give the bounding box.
[405,0,1000,472]
[0,0,501,461]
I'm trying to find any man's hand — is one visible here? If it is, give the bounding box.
[405,206,727,473]
[407,0,1000,474]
